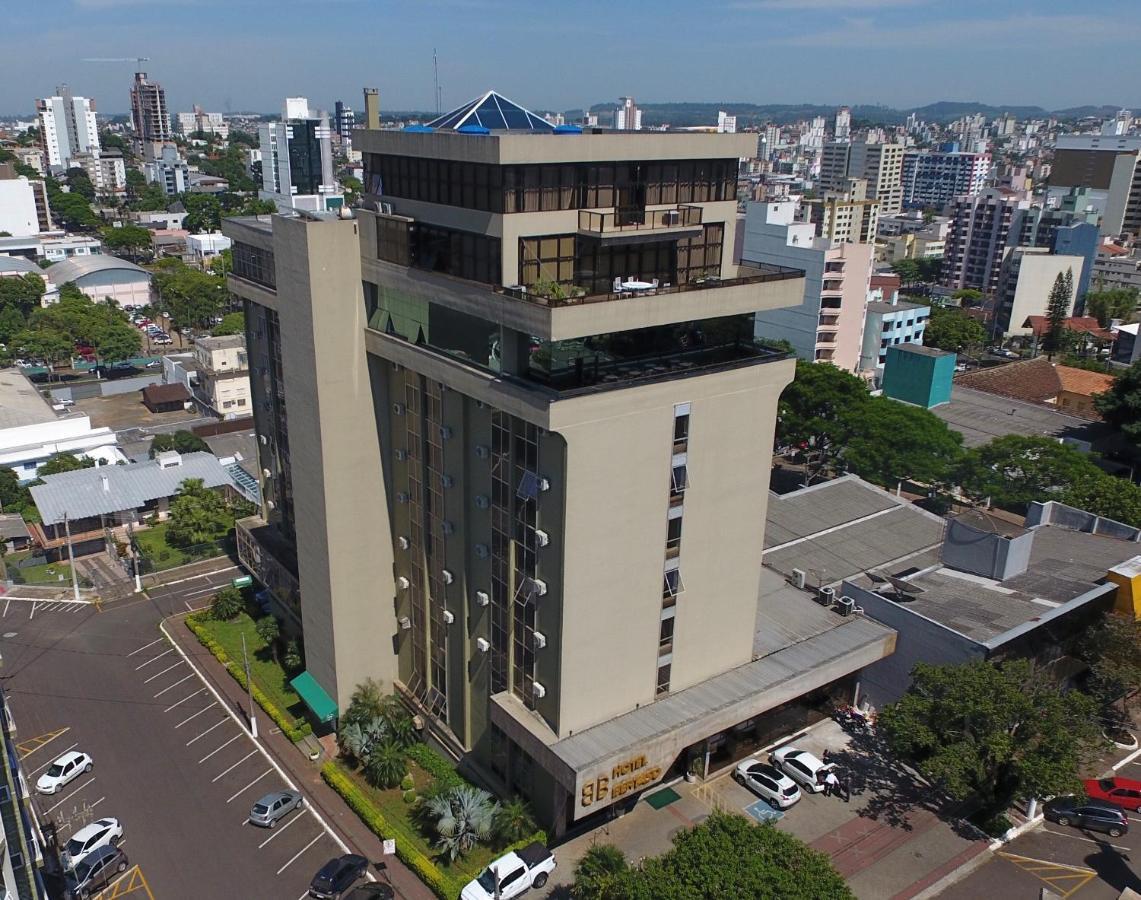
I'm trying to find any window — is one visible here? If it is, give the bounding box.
[519,234,576,286]
[673,407,690,448]
[677,223,724,284]
[666,515,682,558]
[656,662,671,696]
[658,616,674,652]
[663,568,683,598]
[670,464,688,495]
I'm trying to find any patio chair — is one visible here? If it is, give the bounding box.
[613,277,623,293]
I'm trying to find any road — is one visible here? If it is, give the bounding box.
[0,574,355,900]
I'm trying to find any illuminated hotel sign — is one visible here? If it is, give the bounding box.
[580,753,663,809]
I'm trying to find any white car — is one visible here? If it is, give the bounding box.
[733,759,801,808]
[770,746,832,794]
[62,817,122,871]
[35,750,93,795]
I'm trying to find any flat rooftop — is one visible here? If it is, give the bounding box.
[932,385,1104,448]
[764,477,947,586]
[0,368,56,429]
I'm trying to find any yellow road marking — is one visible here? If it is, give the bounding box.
[997,851,1097,898]
[16,728,70,760]
[92,865,154,900]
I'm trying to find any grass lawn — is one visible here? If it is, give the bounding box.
[5,550,74,586]
[134,522,224,571]
[340,761,499,884]
[192,610,308,734]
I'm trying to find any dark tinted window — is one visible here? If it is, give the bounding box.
[499,866,525,888]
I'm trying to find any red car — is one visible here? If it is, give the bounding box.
[1084,777,1141,811]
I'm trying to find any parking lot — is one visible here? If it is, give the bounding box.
[944,755,1141,899]
[1,591,356,899]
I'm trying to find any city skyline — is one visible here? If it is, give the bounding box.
[5,0,1140,117]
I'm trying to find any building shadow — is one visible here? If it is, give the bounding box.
[1083,836,1141,894]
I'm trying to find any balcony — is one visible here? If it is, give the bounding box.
[577,205,704,240]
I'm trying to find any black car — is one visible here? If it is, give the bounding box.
[1044,796,1129,837]
[309,854,369,899]
[63,845,129,899]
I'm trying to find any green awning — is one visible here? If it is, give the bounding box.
[290,671,338,724]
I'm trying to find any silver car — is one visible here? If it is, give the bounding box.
[249,789,304,828]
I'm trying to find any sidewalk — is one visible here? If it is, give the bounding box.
[165,610,437,900]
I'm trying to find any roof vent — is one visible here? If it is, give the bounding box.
[156,450,182,469]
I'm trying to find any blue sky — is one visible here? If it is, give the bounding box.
[6,0,1140,117]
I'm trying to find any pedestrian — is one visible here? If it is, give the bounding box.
[840,776,851,803]
[824,769,839,797]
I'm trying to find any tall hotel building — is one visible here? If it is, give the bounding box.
[224,92,892,833]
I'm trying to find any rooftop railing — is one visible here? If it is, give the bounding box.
[578,204,703,236]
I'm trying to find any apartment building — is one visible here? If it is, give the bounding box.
[901,149,990,209]
[995,247,1084,337]
[1048,134,1141,237]
[0,687,47,899]
[193,334,252,418]
[129,72,171,144]
[73,151,127,197]
[942,188,1032,293]
[176,106,229,139]
[334,100,355,147]
[0,168,42,237]
[859,298,931,378]
[144,143,189,196]
[224,93,893,834]
[820,141,904,215]
[36,86,99,170]
[806,179,879,244]
[744,200,873,371]
[259,98,343,213]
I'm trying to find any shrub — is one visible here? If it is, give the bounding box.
[365,740,408,790]
[401,774,415,792]
[344,678,387,727]
[424,784,499,861]
[406,743,464,791]
[209,586,244,620]
[403,789,418,804]
[572,844,628,900]
[494,796,537,847]
[284,638,303,673]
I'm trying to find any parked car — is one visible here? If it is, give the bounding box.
[1083,777,1141,812]
[63,845,128,899]
[769,746,832,794]
[145,359,162,369]
[309,854,369,899]
[461,842,556,900]
[249,789,304,828]
[153,336,172,346]
[1043,796,1129,837]
[63,818,122,871]
[36,751,93,795]
[733,759,801,808]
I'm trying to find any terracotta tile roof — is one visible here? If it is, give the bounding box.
[141,382,191,404]
[1055,366,1115,397]
[1099,242,1130,256]
[955,357,1061,404]
[1021,315,1114,340]
[870,274,901,290]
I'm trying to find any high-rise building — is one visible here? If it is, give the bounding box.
[614,96,641,131]
[259,98,343,213]
[223,92,892,836]
[819,141,904,215]
[805,178,880,244]
[995,247,1084,336]
[0,164,44,237]
[334,100,355,147]
[0,683,49,899]
[941,188,1033,294]
[176,106,229,138]
[716,110,736,134]
[900,150,990,209]
[834,106,851,142]
[36,85,100,169]
[130,72,171,145]
[1047,134,1141,237]
[144,143,189,196]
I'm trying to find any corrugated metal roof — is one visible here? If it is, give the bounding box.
[0,256,44,277]
[48,254,150,285]
[30,452,234,525]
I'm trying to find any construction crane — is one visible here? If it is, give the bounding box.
[82,57,150,72]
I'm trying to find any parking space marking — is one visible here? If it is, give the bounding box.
[91,864,155,900]
[3,599,9,617]
[44,777,96,813]
[153,673,194,698]
[277,833,324,875]
[997,852,1097,899]
[175,701,218,728]
[16,727,70,760]
[164,688,205,712]
[257,809,307,848]
[198,733,242,764]
[186,717,229,746]
[28,743,79,776]
[127,637,166,657]
[28,602,36,620]
[227,768,273,803]
[142,660,184,684]
[134,648,172,670]
[212,749,258,783]
[1040,827,1131,852]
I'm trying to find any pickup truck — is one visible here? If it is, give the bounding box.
[460,842,555,900]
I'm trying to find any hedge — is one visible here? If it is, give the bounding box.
[405,743,464,791]
[185,613,313,742]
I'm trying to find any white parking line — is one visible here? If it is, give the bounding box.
[128,637,166,657]
[175,701,218,728]
[1042,827,1131,852]
[165,689,206,712]
[213,749,259,784]
[143,660,184,684]
[198,733,242,764]
[259,810,307,848]
[186,718,229,746]
[28,743,79,777]
[3,600,9,617]
[28,603,36,620]
[44,777,95,813]
[88,796,104,810]
[277,833,323,875]
[227,768,273,803]
[134,648,172,670]
[154,673,195,698]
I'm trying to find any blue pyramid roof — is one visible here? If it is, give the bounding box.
[427,91,555,132]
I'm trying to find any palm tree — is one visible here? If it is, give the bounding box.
[493,796,536,846]
[382,706,418,750]
[337,721,367,764]
[345,678,387,726]
[426,785,499,861]
[255,616,280,661]
[364,740,408,790]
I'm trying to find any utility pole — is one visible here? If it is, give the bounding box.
[241,632,257,738]
[63,513,81,603]
[127,521,142,593]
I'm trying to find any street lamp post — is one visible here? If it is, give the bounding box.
[241,632,258,739]
[63,513,81,603]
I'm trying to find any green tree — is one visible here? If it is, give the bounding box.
[424,785,498,860]
[11,327,72,373]
[924,306,987,355]
[283,638,304,673]
[95,319,142,364]
[0,467,29,511]
[1061,472,1141,528]
[343,678,388,727]
[229,130,258,148]
[0,307,26,343]
[207,248,232,278]
[209,586,245,620]
[879,659,1104,813]
[165,478,232,548]
[1094,361,1141,445]
[149,430,210,457]
[1044,269,1074,354]
[1078,615,1141,724]
[572,845,629,900]
[1084,286,1138,327]
[255,615,281,661]
[0,273,46,318]
[492,796,536,846]
[364,740,410,792]
[51,191,99,230]
[150,259,227,329]
[64,167,96,201]
[952,288,984,307]
[956,435,1104,510]
[100,225,152,262]
[37,454,94,476]
[842,397,964,486]
[890,258,921,287]
[590,811,853,900]
[181,194,223,232]
[777,361,868,481]
[211,311,245,336]
[916,256,943,283]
